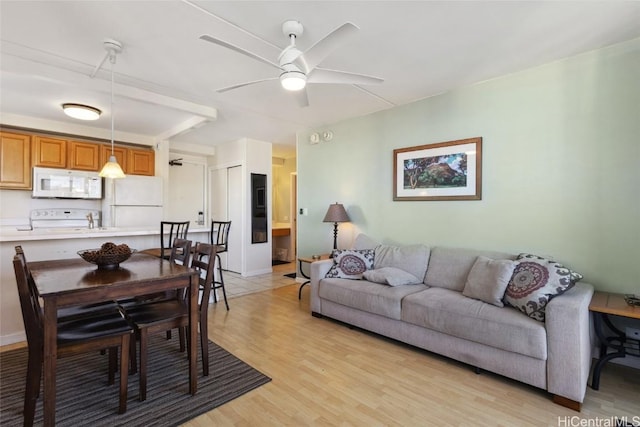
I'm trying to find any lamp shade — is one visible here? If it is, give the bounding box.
[323,203,350,223]
[99,155,126,178]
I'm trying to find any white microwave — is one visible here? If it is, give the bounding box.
[32,167,102,199]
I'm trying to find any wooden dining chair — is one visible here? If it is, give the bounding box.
[13,254,134,426]
[123,238,192,374]
[140,221,190,260]
[210,220,231,310]
[14,246,120,322]
[121,238,192,306]
[121,242,216,401]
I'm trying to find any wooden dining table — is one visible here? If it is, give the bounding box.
[27,252,199,427]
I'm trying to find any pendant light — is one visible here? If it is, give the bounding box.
[99,39,126,179]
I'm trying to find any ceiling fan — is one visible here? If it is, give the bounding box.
[199,20,384,107]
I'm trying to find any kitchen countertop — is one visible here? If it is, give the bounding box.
[0,226,210,243]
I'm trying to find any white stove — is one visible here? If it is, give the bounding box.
[30,208,101,229]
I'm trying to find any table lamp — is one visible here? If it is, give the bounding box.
[323,203,350,253]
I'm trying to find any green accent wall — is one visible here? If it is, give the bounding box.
[297,39,640,293]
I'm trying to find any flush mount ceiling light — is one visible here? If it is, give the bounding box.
[62,103,102,121]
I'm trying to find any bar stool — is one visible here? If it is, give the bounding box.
[210,221,231,310]
[140,221,190,259]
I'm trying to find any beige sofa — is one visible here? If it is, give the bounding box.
[310,240,594,411]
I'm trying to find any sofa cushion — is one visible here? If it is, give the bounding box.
[325,249,375,280]
[424,247,516,291]
[353,233,380,250]
[374,244,430,281]
[319,277,428,320]
[363,267,422,286]
[402,287,547,359]
[463,256,517,307]
[503,253,583,322]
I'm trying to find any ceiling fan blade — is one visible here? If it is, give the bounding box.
[200,35,281,70]
[217,77,278,93]
[294,89,309,108]
[297,22,359,73]
[308,68,383,86]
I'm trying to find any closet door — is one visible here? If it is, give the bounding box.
[226,166,243,273]
[210,165,242,274]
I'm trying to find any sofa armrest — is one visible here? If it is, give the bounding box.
[310,259,334,313]
[546,282,594,404]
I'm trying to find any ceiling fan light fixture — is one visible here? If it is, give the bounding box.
[62,103,101,121]
[280,71,306,91]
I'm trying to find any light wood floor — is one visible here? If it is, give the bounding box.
[191,280,640,426]
[3,265,639,426]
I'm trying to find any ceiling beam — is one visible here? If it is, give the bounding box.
[155,116,211,140]
[1,51,218,120]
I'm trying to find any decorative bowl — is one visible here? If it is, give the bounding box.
[78,242,134,270]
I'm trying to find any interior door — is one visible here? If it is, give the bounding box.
[168,162,204,223]
[227,166,242,273]
[210,165,242,274]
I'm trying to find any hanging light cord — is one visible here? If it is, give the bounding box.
[110,51,115,156]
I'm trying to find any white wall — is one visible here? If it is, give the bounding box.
[296,39,640,294]
[209,138,273,276]
[245,138,273,276]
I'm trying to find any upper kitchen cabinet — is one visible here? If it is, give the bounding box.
[68,140,100,171]
[128,148,155,176]
[0,131,32,190]
[33,135,67,168]
[100,144,128,173]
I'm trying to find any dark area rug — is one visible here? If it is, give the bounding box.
[271,259,290,266]
[284,273,296,278]
[0,335,270,427]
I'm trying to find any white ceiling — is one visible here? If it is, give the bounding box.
[2,1,639,158]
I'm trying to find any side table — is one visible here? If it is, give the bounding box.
[297,254,331,300]
[589,291,640,390]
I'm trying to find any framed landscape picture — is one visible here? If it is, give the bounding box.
[393,137,482,201]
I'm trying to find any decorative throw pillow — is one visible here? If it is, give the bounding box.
[363,267,422,286]
[325,249,375,280]
[503,253,583,321]
[462,256,516,307]
[374,244,430,283]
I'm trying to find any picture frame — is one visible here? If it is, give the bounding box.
[393,137,482,201]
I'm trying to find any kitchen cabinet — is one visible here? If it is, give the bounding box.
[33,136,67,168]
[100,144,128,172]
[68,140,100,171]
[3,129,155,179]
[0,131,32,190]
[128,148,155,176]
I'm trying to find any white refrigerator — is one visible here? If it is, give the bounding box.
[101,176,163,227]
